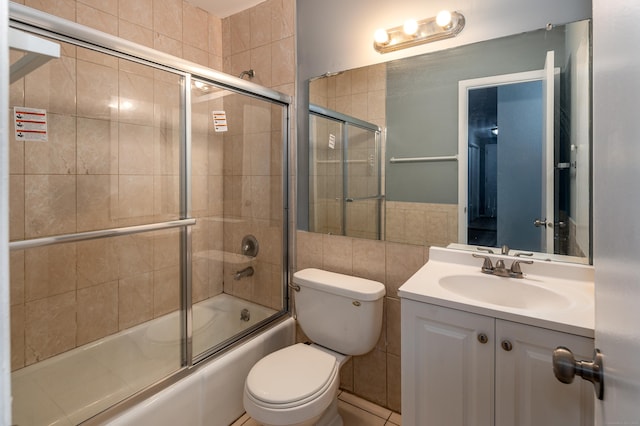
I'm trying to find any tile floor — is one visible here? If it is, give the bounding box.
[231,390,401,426]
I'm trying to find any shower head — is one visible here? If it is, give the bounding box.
[239,69,255,80]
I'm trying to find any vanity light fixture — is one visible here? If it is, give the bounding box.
[373,10,465,54]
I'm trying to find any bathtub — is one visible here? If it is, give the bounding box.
[11,294,294,426]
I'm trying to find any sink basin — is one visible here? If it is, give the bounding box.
[438,274,571,310]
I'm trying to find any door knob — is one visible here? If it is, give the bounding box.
[534,218,553,228]
[552,346,604,400]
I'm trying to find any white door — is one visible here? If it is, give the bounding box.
[592,0,640,423]
[540,50,555,253]
[458,65,552,251]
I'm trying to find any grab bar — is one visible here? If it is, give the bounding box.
[389,155,458,164]
[345,195,385,202]
[315,159,369,164]
[9,218,197,251]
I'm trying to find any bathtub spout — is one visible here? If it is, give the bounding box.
[234,266,254,280]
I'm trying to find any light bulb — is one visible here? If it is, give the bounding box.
[436,10,452,28]
[374,28,390,44]
[403,19,419,36]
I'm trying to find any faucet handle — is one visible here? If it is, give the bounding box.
[510,259,534,278]
[472,254,494,273]
[476,247,495,254]
[513,251,534,257]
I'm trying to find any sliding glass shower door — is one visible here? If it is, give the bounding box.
[309,105,383,239]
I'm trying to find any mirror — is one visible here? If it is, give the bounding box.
[307,20,591,263]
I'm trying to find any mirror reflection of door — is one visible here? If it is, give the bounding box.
[461,64,554,253]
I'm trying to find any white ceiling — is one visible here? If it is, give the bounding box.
[187,0,267,18]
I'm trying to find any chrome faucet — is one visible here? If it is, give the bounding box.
[472,254,533,279]
[234,266,254,280]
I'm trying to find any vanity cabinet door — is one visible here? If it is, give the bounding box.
[495,320,594,426]
[401,300,494,426]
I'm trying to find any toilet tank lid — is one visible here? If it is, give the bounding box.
[293,269,385,301]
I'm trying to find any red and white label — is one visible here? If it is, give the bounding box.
[14,107,48,141]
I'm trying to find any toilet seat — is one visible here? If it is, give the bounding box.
[245,343,339,409]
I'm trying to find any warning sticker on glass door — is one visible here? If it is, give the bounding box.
[14,107,48,141]
[212,110,228,132]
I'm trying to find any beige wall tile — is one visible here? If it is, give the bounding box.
[118,272,153,329]
[183,2,209,51]
[77,238,119,289]
[296,231,323,270]
[352,238,386,283]
[271,0,295,41]
[153,266,180,316]
[115,234,153,279]
[250,44,273,87]
[153,0,183,41]
[386,297,401,356]
[25,244,77,302]
[77,3,118,36]
[79,0,117,16]
[250,1,272,48]
[340,357,354,393]
[229,10,251,54]
[119,0,153,28]
[192,259,210,303]
[25,0,76,22]
[385,242,426,298]
[25,291,76,365]
[77,174,119,231]
[208,14,223,57]
[24,56,76,116]
[9,175,24,241]
[119,71,155,126]
[77,281,118,345]
[183,45,208,67]
[153,229,181,270]
[271,36,295,87]
[10,251,25,306]
[322,234,353,275]
[387,353,402,412]
[25,175,76,238]
[153,32,182,57]
[77,117,119,175]
[354,348,387,407]
[11,304,25,371]
[119,19,154,48]
[119,123,154,174]
[118,175,154,222]
[77,60,118,121]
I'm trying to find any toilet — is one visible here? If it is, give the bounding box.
[243,268,386,426]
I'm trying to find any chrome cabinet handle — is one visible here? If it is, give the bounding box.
[552,347,604,400]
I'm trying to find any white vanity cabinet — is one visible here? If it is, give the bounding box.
[401,299,595,426]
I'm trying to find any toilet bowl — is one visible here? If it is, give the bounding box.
[243,343,348,426]
[242,269,385,426]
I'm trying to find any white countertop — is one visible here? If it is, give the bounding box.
[398,247,595,338]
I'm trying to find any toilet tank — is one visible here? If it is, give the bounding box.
[293,268,385,356]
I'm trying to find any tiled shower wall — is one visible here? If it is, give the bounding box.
[9,0,295,371]
[220,0,295,311]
